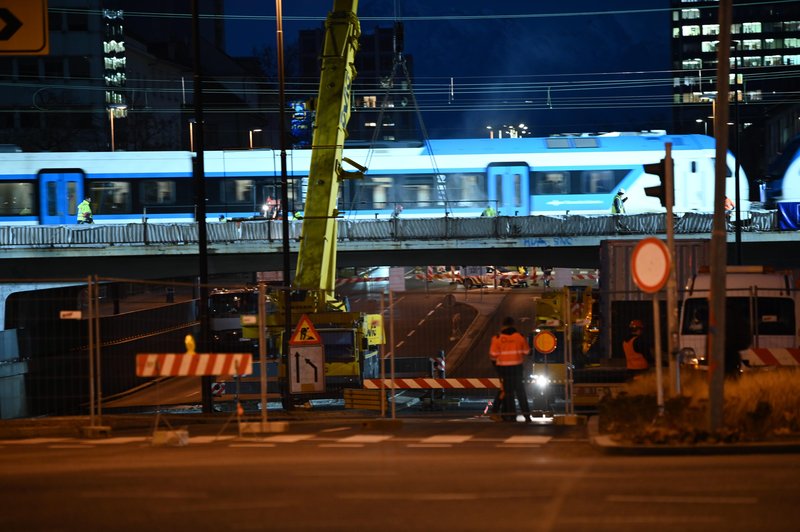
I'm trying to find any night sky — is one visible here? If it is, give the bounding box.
[223,1,673,137]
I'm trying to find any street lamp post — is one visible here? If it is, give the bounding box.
[249,128,262,149]
[107,104,127,151]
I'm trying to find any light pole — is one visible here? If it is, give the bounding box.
[107,103,127,151]
[249,128,262,149]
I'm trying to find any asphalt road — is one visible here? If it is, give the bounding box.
[1,417,798,532]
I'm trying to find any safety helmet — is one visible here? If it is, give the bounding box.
[629,319,643,329]
[617,188,626,195]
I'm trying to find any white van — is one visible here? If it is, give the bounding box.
[678,266,799,367]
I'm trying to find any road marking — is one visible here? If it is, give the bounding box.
[406,330,416,337]
[407,443,452,448]
[504,435,552,444]
[229,443,277,448]
[318,443,365,448]
[1,438,69,445]
[606,495,758,505]
[337,434,393,444]
[84,437,148,445]
[189,436,236,444]
[259,434,315,443]
[420,435,472,444]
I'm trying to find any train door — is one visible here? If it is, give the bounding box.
[487,163,530,215]
[38,170,84,225]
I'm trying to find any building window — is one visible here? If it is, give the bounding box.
[743,56,762,67]
[682,9,700,20]
[742,22,762,34]
[682,25,701,37]
[764,55,782,66]
[682,58,703,70]
[784,21,800,32]
[742,39,762,51]
[784,55,800,65]
[785,38,800,49]
[702,41,717,53]
[702,24,719,36]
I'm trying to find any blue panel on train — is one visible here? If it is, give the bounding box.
[777,201,800,230]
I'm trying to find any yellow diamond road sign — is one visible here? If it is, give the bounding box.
[0,1,49,56]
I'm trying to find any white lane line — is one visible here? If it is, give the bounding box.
[426,310,435,317]
[337,435,393,444]
[420,435,472,444]
[84,437,148,445]
[1,438,69,445]
[406,330,416,337]
[229,443,277,448]
[189,436,236,444]
[258,434,315,443]
[504,435,551,444]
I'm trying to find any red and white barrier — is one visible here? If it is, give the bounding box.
[136,353,253,377]
[363,377,500,389]
[740,348,800,367]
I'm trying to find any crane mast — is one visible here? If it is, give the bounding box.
[254,0,380,399]
[293,0,364,313]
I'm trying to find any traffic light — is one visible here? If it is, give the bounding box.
[643,158,674,207]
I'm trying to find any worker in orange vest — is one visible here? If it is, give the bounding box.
[489,316,532,422]
[622,319,651,377]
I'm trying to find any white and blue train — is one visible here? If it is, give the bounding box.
[0,133,750,225]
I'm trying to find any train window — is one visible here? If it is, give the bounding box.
[141,180,176,204]
[573,138,599,148]
[533,171,569,195]
[89,181,131,214]
[0,183,36,215]
[67,181,78,215]
[577,169,630,194]
[220,179,254,204]
[446,173,485,207]
[395,176,435,208]
[546,138,571,149]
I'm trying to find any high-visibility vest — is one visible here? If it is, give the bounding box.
[77,200,92,222]
[490,331,529,366]
[611,195,625,214]
[623,336,648,370]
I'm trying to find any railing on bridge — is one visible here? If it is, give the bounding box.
[0,210,781,247]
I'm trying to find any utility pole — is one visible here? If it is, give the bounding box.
[709,0,732,432]
[664,143,679,397]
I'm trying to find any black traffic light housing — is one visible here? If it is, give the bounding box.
[643,158,674,207]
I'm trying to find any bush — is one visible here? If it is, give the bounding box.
[598,367,800,444]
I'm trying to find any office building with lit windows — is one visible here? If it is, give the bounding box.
[671,0,800,181]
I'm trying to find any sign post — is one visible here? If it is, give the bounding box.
[631,237,671,414]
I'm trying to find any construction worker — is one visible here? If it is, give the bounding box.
[489,316,532,422]
[481,204,497,217]
[77,195,93,224]
[611,188,626,214]
[622,319,650,377]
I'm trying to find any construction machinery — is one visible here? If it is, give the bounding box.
[254,0,383,398]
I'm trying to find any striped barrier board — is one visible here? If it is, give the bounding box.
[363,377,500,389]
[136,353,253,377]
[741,348,800,367]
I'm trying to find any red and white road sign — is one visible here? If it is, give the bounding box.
[289,314,322,345]
[136,353,253,377]
[631,237,671,293]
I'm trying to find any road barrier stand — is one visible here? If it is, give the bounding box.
[136,336,255,445]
